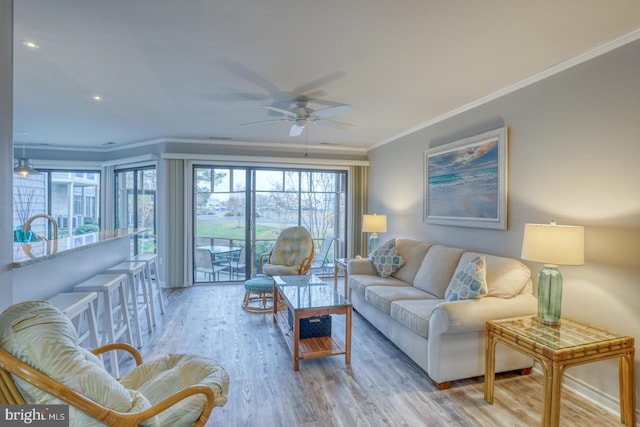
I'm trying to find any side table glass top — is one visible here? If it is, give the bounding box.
[491,315,630,351]
[274,275,351,310]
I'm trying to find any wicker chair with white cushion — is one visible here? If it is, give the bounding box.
[259,226,315,276]
[0,301,229,427]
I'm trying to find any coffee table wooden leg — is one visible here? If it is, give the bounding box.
[344,269,349,299]
[272,286,279,321]
[483,330,497,404]
[293,311,300,371]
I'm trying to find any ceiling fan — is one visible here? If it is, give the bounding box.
[242,98,353,137]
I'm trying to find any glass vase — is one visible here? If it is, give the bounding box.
[14,225,34,243]
[537,264,563,325]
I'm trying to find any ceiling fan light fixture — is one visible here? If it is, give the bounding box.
[22,40,40,49]
[247,98,354,138]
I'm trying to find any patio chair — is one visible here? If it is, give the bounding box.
[0,301,229,427]
[309,237,335,276]
[259,226,315,276]
[231,245,247,280]
[195,247,215,281]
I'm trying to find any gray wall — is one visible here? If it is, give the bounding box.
[368,39,640,411]
[0,0,13,313]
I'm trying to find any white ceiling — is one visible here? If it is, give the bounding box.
[12,1,640,151]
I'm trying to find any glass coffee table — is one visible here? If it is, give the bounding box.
[273,275,352,371]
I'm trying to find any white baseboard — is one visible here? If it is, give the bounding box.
[533,364,639,425]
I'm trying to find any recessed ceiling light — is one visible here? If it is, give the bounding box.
[92,95,103,101]
[22,40,40,49]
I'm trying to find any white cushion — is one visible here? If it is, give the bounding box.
[364,285,430,314]
[390,299,441,338]
[349,274,408,297]
[412,245,465,298]
[393,239,433,283]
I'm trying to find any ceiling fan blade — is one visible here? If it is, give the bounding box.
[312,104,352,119]
[262,105,297,117]
[241,118,288,127]
[316,118,355,130]
[290,124,305,137]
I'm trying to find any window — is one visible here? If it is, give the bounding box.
[13,169,101,240]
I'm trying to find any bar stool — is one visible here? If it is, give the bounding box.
[47,292,100,350]
[73,273,133,377]
[129,253,165,325]
[107,261,153,348]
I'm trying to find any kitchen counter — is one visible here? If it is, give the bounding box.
[10,228,148,304]
[12,228,145,268]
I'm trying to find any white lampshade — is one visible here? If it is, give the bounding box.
[362,214,387,233]
[521,222,584,266]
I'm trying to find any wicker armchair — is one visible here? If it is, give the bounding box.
[0,301,229,427]
[259,226,315,276]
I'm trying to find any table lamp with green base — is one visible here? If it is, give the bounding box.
[362,214,387,255]
[521,221,584,326]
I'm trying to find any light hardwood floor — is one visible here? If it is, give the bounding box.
[125,284,623,427]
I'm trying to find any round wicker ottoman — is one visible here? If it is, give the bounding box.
[242,277,283,312]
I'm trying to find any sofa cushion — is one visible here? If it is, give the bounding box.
[347,258,378,276]
[349,274,408,297]
[392,239,433,283]
[412,245,465,298]
[458,252,532,298]
[0,301,156,427]
[370,239,405,278]
[364,286,432,314]
[390,299,442,338]
[445,255,488,301]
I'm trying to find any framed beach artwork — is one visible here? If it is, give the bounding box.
[424,127,508,229]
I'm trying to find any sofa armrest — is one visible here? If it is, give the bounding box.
[347,258,377,275]
[429,294,537,335]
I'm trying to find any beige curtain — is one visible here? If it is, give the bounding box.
[349,165,368,258]
[158,158,188,288]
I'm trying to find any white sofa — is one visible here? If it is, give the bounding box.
[348,238,537,389]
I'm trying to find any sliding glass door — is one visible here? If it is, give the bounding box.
[114,166,157,255]
[193,165,346,283]
[194,167,248,283]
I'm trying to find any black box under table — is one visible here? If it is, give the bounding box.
[287,310,332,339]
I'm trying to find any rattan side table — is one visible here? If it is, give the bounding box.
[484,315,635,427]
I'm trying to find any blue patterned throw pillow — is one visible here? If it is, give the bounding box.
[445,255,488,301]
[370,239,405,278]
